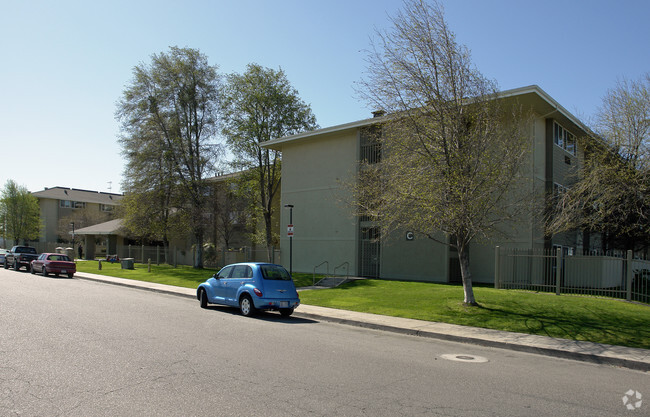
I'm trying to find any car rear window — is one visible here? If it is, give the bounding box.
[260,265,291,281]
[16,247,37,254]
[48,255,71,261]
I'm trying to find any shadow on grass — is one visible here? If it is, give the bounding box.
[475,300,648,347]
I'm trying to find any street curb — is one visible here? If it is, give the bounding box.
[75,274,197,300]
[75,272,649,372]
[292,311,650,372]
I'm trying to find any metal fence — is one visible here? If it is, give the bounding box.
[19,241,280,269]
[495,247,650,304]
[114,245,280,268]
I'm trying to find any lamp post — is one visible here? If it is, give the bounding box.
[284,204,294,275]
[70,222,75,252]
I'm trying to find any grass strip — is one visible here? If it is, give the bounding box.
[75,260,317,288]
[299,280,650,349]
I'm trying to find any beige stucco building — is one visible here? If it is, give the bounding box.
[262,85,594,283]
[32,186,122,244]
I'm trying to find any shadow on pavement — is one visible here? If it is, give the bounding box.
[201,305,318,324]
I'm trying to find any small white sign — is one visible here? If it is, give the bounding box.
[287,224,294,238]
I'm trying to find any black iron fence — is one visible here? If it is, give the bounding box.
[495,247,650,304]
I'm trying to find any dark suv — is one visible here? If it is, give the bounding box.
[4,246,39,271]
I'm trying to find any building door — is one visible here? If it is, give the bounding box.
[359,226,380,278]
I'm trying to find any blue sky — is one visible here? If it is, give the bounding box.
[1,0,648,194]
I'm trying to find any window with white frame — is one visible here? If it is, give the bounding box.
[553,122,576,156]
[61,200,86,209]
[553,182,568,196]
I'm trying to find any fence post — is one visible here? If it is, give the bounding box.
[156,245,160,266]
[555,247,562,295]
[626,249,633,301]
[494,246,501,289]
[141,245,145,264]
[173,246,177,268]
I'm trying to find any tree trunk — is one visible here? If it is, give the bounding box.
[458,245,478,306]
[264,210,273,262]
[193,229,204,269]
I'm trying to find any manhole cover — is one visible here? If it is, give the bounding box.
[440,354,489,363]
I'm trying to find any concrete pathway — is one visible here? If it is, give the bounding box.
[74,271,650,372]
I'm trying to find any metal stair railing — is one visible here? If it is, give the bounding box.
[334,262,349,280]
[313,261,329,286]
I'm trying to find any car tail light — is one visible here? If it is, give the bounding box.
[253,288,263,297]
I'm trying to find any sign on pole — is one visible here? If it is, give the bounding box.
[287,224,294,238]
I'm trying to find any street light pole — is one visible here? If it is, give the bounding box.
[284,204,294,276]
[70,222,75,253]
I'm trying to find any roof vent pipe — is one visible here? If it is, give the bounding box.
[372,110,386,118]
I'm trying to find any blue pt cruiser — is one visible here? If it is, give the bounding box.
[197,262,300,317]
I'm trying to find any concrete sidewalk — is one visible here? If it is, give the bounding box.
[74,271,650,372]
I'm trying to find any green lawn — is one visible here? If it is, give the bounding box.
[75,261,649,349]
[75,260,318,288]
[299,280,650,349]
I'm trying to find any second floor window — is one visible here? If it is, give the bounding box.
[360,126,382,164]
[60,200,86,209]
[554,122,576,156]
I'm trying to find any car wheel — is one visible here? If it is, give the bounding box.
[67,273,74,278]
[30,266,35,275]
[41,266,48,277]
[13,261,19,271]
[280,308,294,317]
[3,261,7,269]
[199,288,208,309]
[239,294,256,317]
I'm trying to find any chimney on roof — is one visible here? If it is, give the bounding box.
[372,109,386,118]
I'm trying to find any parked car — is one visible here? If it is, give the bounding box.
[4,246,39,271]
[197,262,300,317]
[0,248,6,267]
[30,253,76,278]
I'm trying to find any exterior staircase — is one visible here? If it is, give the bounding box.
[313,276,363,288]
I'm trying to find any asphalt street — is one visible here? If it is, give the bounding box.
[0,268,647,416]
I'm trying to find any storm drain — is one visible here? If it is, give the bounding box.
[440,354,489,363]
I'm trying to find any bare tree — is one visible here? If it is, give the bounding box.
[596,73,650,170]
[548,73,650,251]
[354,0,531,305]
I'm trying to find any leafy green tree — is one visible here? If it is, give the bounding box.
[0,180,41,244]
[221,64,317,261]
[118,118,181,254]
[548,73,650,251]
[354,0,531,305]
[116,47,223,268]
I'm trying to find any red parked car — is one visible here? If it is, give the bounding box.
[30,253,76,278]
